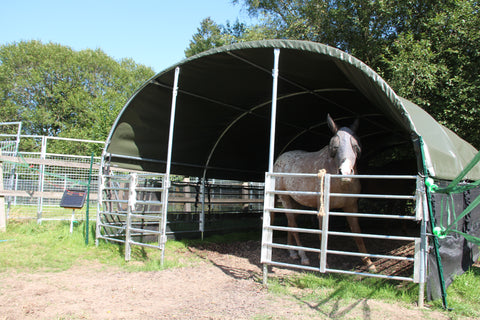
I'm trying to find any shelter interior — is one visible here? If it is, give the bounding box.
[105,42,424,237]
[106,43,420,186]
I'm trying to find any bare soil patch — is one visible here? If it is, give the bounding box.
[0,240,461,320]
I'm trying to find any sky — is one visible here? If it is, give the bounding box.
[1,0,255,72]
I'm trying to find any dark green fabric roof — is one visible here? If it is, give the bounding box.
[105,40,480,181]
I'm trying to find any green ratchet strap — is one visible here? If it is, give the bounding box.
[451,230,480,246]
[426,150,480,194]
[444,151,480,192]
[433,191,480,239]
[426,150,480,241]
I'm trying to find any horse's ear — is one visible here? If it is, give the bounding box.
[327,114,338,134]
[350,118,360,132]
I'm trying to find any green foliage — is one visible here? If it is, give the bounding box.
[185,18,235,57]
[185,17,276,57]
[206,0,480,149]
[234,0,403,66]
[383,1,480,148]
[0,40,155,154]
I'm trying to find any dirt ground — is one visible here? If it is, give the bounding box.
[0,240,467,320]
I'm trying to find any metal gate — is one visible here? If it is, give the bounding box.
[96,171,168,262]
[261,172,428,304]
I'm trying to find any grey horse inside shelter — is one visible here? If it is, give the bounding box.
[274,114,375,271]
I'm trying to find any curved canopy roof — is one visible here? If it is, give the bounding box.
[105,40,480,182]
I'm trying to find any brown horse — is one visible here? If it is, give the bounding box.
[273,114,375,271]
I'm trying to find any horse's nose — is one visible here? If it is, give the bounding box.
[339,159,354,176]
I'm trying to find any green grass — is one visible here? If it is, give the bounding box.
[7,204,98,220]
[0,220,199,272]
[267,272,417,304]
[264,264,480,319]
[430,267,480,318]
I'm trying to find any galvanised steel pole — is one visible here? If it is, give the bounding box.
[263,48,281,284]
[161,66,180,265]
[267,48,280,173]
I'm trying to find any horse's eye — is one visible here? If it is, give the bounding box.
[329,136,339,157]
[351,137,361,157]
[355,145,361,157]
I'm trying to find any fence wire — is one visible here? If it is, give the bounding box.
[1,123,104,221]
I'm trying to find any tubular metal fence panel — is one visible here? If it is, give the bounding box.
[96,172,168,262]
[261,172,428,304]
[98,170,265,236]
[96,168,265,262]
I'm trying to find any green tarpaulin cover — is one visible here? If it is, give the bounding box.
[105,40,480,182]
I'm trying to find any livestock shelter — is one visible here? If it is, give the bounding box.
[97,40,480,305]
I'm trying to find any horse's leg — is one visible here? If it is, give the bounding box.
[285,212,310,265]
[278,195,310,265]
[285,213,298,259]
[345,204,377,272]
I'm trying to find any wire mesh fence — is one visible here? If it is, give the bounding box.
[0,122,104,222]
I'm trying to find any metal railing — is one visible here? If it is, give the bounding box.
[261,172,428,305]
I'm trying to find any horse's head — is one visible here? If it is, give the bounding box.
[327,114,361,181]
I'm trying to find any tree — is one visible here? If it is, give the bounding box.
[185,18,234,57]
[194,0,480,148]
[234,0,404,67]
[185,17,276,57]
[0,41,155,153]
[382,1,480,147]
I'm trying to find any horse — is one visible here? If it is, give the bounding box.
[273,114,375,271]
